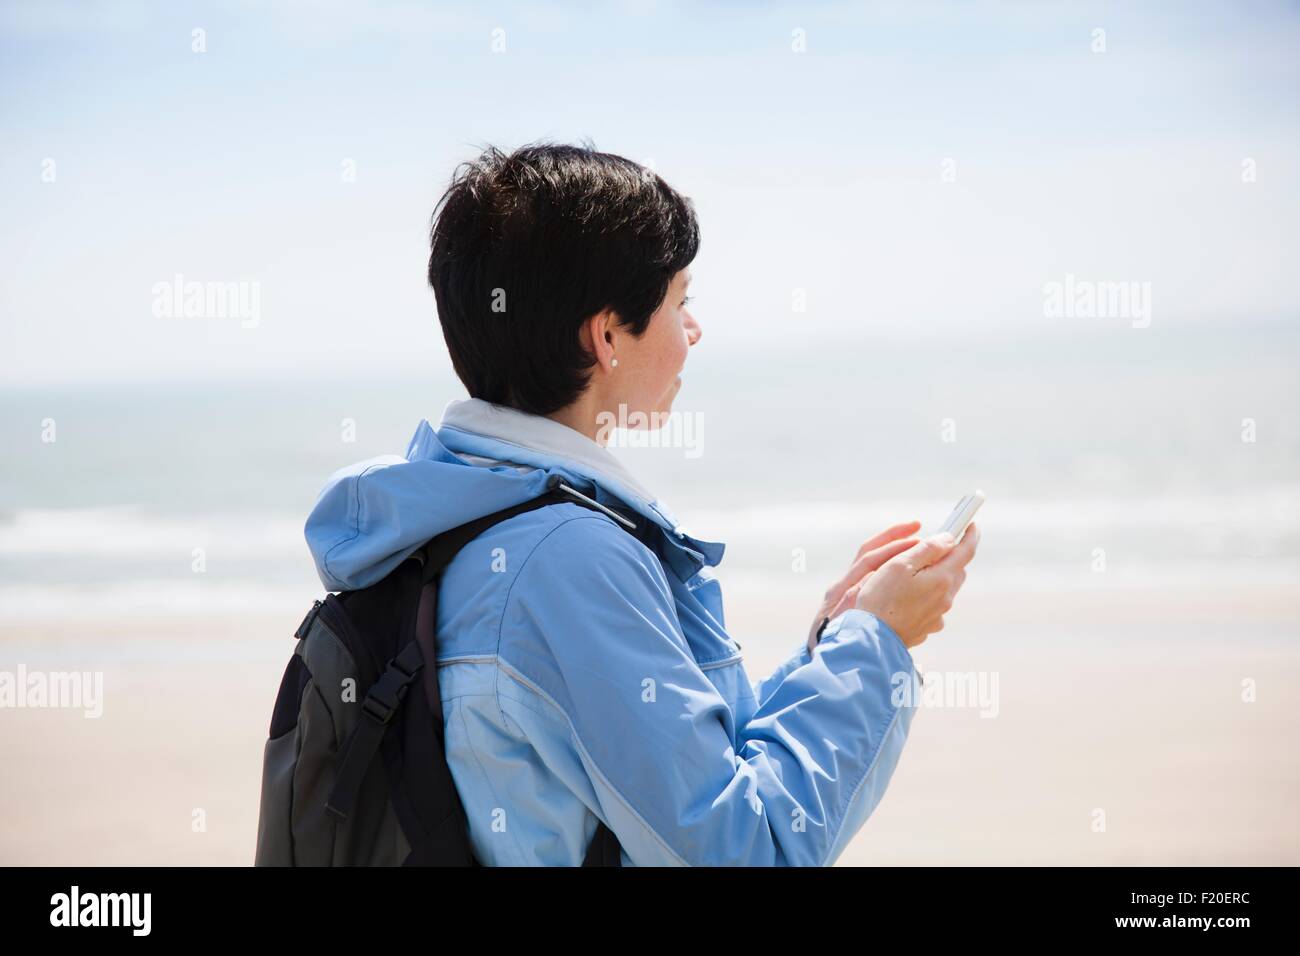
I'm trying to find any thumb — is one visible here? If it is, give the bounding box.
[893,533,955,572]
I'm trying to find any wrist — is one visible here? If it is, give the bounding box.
[846,606,911,653]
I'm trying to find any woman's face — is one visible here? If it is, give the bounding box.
[613,269,701,421]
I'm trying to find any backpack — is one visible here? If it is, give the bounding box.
[254,474,626,866]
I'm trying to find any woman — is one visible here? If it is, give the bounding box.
[304,143,979,865]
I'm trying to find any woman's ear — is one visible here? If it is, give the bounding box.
[586,310,618,372]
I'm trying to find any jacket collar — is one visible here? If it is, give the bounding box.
[439,397,659,506]
[433,398,724,575]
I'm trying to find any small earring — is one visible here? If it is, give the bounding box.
[611,358,618,368]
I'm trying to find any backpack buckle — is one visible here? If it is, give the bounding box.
[361,691,401,724]
[359,642,425,725]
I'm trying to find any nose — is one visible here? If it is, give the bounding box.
[684,308,702,346]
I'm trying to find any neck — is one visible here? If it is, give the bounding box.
[545,390,609,446]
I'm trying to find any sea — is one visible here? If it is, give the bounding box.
[2,319,1297,638]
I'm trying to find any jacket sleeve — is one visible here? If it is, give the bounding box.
[497,514,919,866]
[751,639,812,710]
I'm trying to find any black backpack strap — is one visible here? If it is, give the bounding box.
[325,487,572,826]
[417,483,574,585]
[324,639,424,821]
[326,475,629,866]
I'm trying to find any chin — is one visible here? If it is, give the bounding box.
[662,376,683,407]
[655,392,679,420]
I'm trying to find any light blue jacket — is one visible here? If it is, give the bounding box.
[304,399,918,866]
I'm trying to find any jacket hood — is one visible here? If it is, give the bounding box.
[305,417,724,592]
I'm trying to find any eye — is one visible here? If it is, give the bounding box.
[681,295,693,307]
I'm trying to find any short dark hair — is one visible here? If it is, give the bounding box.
[427,142,700,416]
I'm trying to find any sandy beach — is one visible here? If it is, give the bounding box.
[2,580,1296,866]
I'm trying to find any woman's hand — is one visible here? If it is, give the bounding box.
[854,523,980,648]
[807,521,922,652]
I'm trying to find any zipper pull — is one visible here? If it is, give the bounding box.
[294,599,323,640]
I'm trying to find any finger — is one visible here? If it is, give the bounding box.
[854,521,922,558]
[843,536,920,584]
[940,522,981,570]
[891,533,956,572]
[825,536,918,604]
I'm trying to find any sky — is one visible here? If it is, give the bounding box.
[1,0,1298,385]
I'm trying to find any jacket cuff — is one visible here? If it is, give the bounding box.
[824,608,911,659]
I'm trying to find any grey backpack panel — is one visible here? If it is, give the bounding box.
[255,619,410,866]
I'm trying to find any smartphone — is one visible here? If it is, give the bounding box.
[935,490,985,542]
